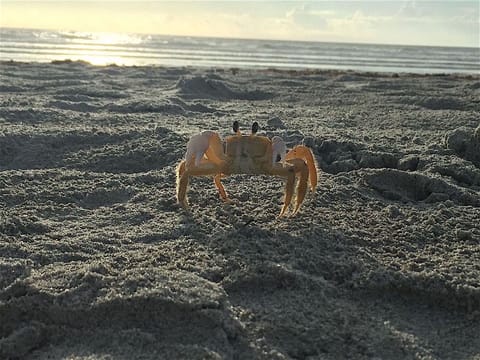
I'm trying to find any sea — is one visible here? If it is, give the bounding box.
[1,27,479,74]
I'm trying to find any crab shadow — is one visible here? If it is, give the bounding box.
[181,202,480,358]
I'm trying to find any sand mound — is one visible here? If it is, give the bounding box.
[0,127,184,172]
[416,96,466,110]
[104,98,218,115]
[0,262,243,359]
[106,100,185,114]
[0,215,50,236]
[445,126,480,167]
[168,97,219,114]
[309,138,408,174]
[175,75,273,100]
[48,100,100,113]
[0,108,61,124]
[365,168,480,206]
[265,116,286,130]
[55,86,128,99]
[356,266,480,312]
[432,162,480,187]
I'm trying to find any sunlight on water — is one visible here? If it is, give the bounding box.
[60,31,145,45]
[99,33,144,45]
[1,28,479,73]
[33,30,144,65]
[64,31,143,65]
[77,54,133,66]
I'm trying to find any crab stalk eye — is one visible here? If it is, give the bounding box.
[233,121,240,134]
[251,121,259,135]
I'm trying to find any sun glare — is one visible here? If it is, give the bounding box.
[53,31,145,65]
[90,33,143,46]
[81,55,130,66]
[58,30,144,45]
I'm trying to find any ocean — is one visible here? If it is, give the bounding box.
[1,27,479,74]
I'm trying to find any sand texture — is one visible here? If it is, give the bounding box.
[1,61,480,359]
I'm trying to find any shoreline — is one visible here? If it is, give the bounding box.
[2,59,480,79]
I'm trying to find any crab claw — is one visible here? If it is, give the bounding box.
[178,131,225,208]
[185,131,217,168]
[271,136,286,165]
[286,145,318,192]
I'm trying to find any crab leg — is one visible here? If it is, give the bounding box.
[282,172,295,216]
[286,145,318,192]
[178,130,229,208]
[205,135,230,202]
[176,160,189,207]
[287,158,310,214]
[213,174,230,202]
[270,165,296,216]
[176,160,223,207]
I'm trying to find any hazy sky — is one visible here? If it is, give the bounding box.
[1,1,479,47]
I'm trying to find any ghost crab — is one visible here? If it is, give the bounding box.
[176,121,318,216]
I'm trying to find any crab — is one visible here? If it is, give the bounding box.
[176,121,318,216]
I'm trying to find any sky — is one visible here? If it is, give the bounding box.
[1,1,479,47]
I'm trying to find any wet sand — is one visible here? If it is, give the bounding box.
[1,61,479,359]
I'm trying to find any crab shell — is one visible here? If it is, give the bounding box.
[176,129,318,216]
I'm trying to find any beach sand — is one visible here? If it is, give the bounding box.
[1,61,479,359]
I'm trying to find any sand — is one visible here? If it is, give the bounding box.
[0,60,479,359]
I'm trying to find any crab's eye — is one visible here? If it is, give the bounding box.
[233,121,239,133]
[252,121,259,134]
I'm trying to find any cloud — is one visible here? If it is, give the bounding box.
[396,0,480,26]
[285,4,329,29]
[2,0,477,47]
[397,0,427,18]
[450,5,480,25]
[325,11,378,42]
[278,4,399,43]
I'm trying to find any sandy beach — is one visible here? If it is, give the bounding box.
[1,61,479,359]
